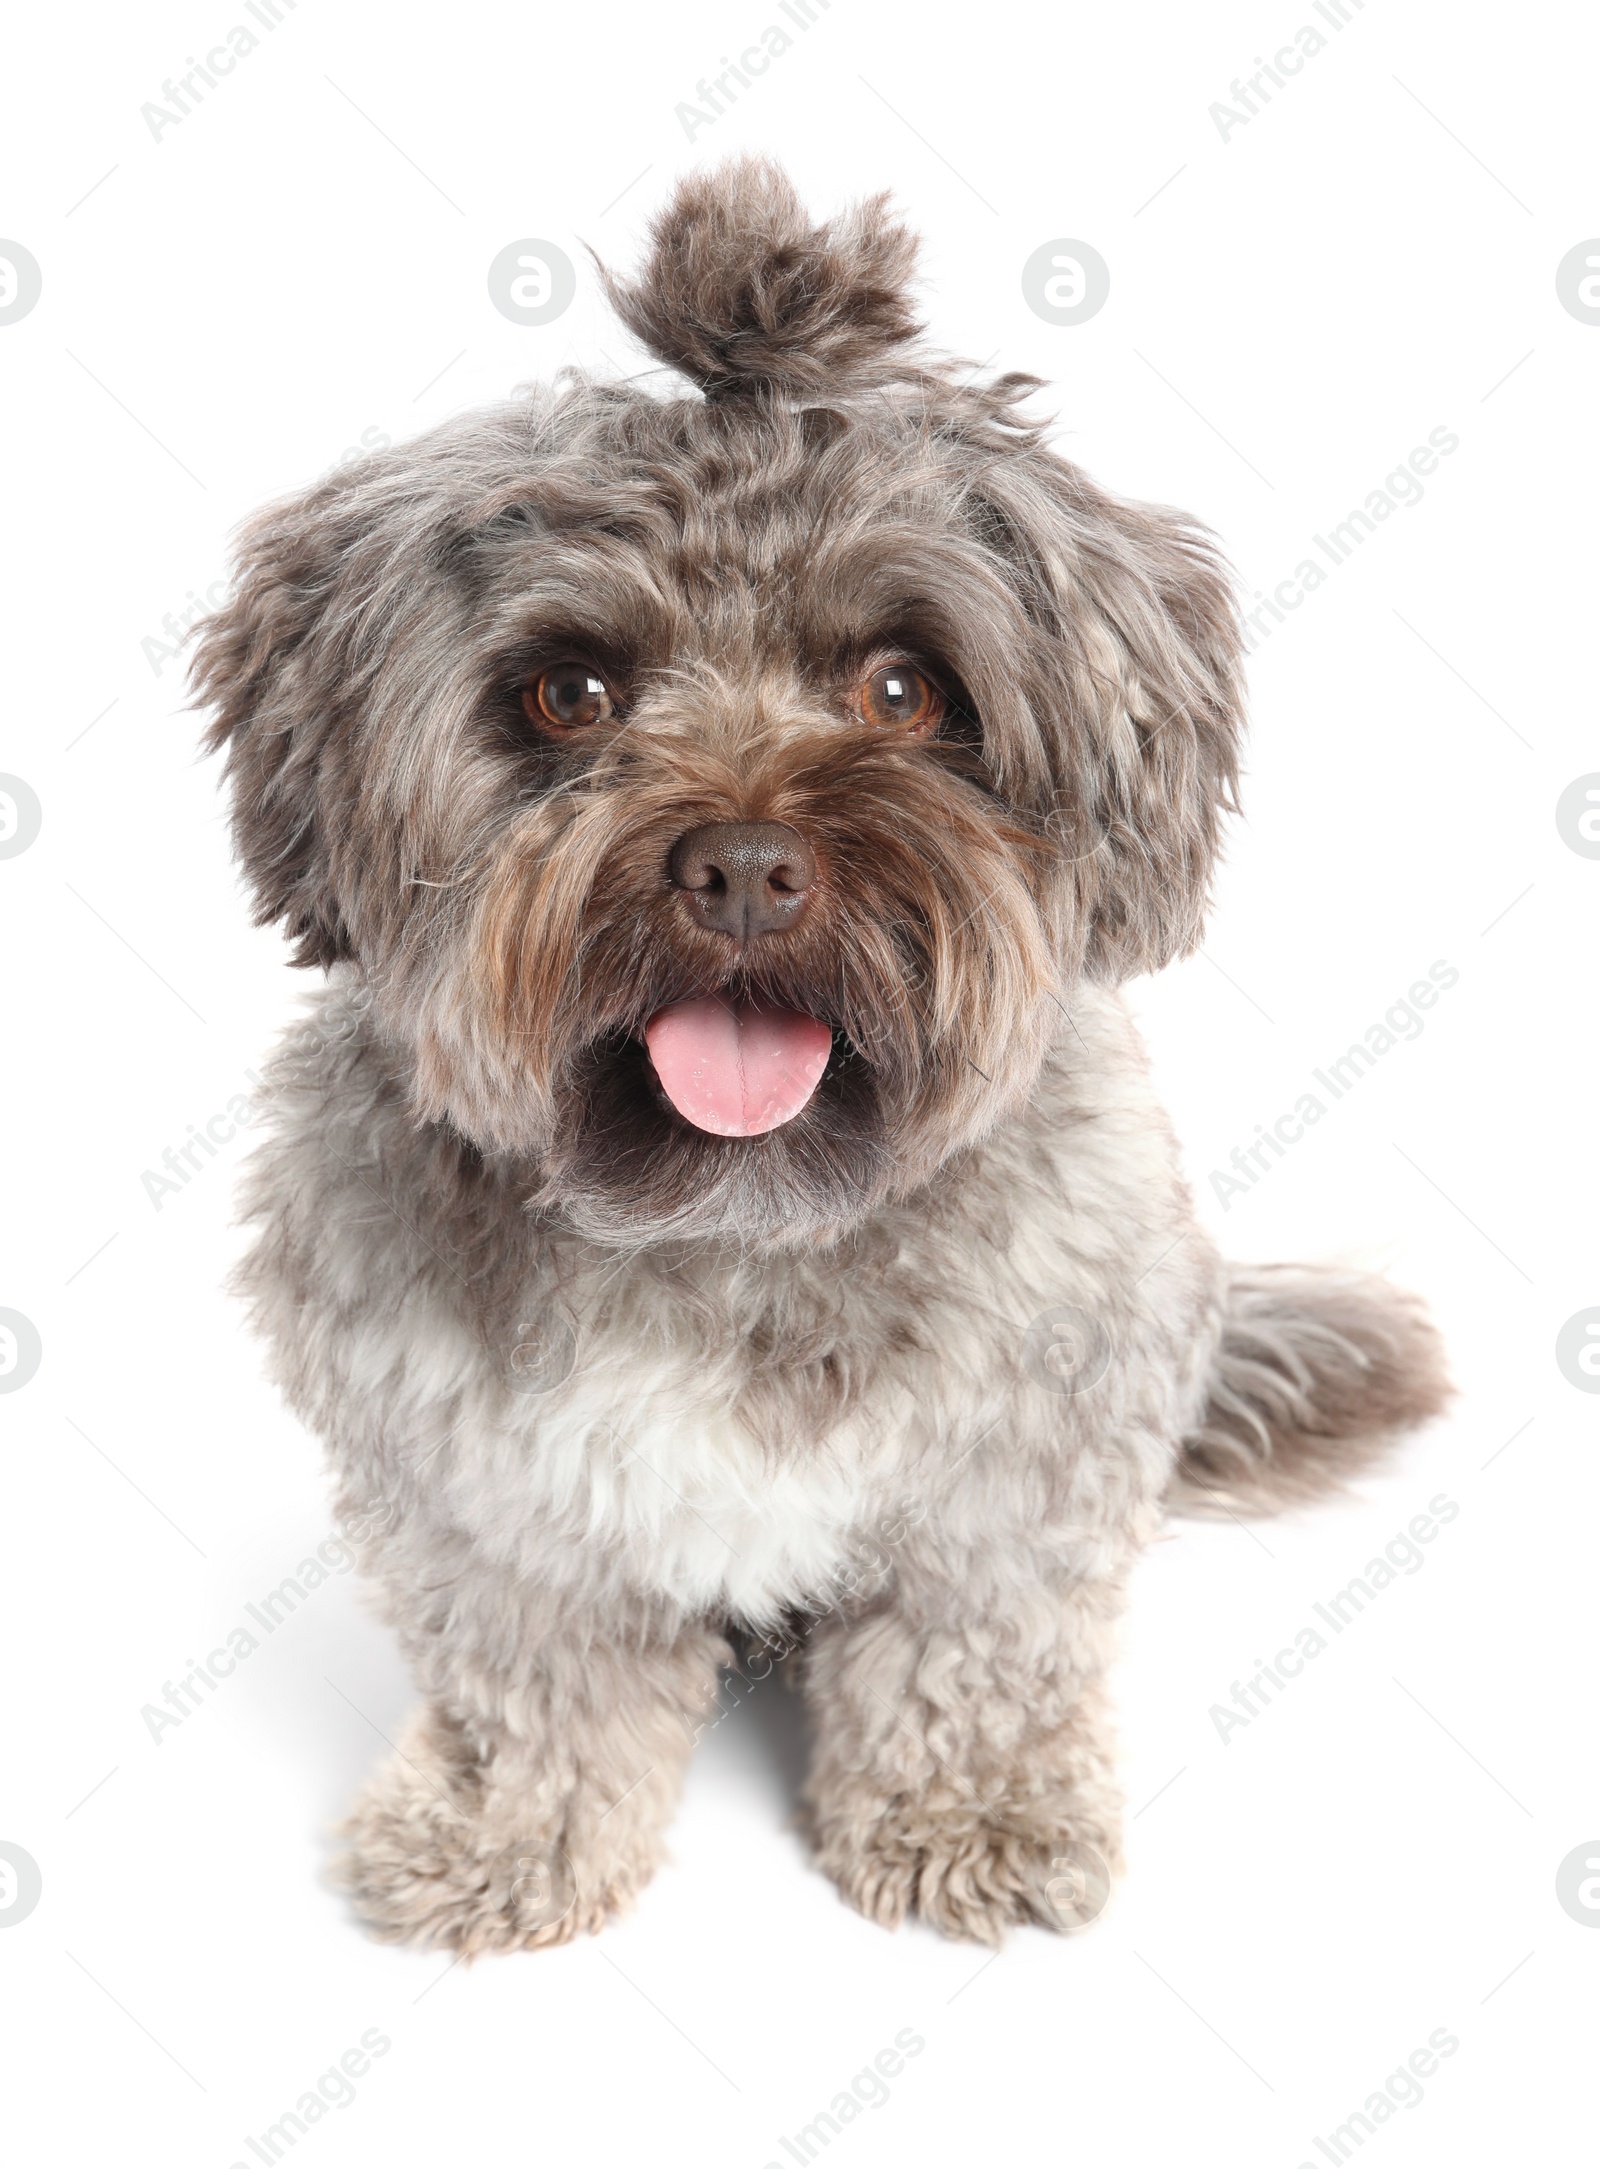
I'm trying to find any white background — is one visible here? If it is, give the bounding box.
[2,1,1595,2162]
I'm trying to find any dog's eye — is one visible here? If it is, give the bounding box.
[522,662,614,733]
[856,662,944,736]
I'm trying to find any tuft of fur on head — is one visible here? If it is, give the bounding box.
[597,156,925,401]
[1171,1265,1453,1518]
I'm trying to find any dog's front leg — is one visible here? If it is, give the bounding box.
[802,1561,1128,1944]
[336,1615,726,1954]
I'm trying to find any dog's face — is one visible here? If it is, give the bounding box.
[195,161,1243,1251]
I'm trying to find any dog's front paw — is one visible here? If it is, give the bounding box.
[332,1712,665,1954]
[811,1791,1120,1945]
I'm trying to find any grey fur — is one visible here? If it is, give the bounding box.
[194,160,1448,1950]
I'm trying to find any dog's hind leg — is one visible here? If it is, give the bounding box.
[1170,1263,1451,1519]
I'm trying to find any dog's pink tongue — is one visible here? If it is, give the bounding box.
[644,996,832,1137]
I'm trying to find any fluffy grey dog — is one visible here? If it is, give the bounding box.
[194,159,1447,1950]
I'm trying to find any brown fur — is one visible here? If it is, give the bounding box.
[597,156,925,401]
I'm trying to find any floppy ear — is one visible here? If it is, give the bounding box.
[972,446,1246,979]
[191,434,491,968]
[190,472,371,967]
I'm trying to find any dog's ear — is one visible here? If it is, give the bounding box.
[597,155,925,401]
[971,447,1246,978]
[190,471,375,966]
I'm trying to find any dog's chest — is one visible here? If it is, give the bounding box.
[455,1357,890,1625]
[284,1124,929,1626]
[436,1235,933,1625]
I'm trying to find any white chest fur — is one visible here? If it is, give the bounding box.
[454,1388,887,1625]
[354,1290,895,1626]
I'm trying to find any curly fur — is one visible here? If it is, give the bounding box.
[194,160,1448,1951]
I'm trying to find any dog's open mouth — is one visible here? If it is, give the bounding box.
[642,994,835,1137]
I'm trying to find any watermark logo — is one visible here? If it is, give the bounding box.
[674,0,833,142]
[0,1842,42,1926]
[1208,0,1368,145]
[758,2029,924,2166]
[1209,960,1459,1210]
[232,2028,391,2161]
[1297,2028,1459,2159]
[278,980,375,1087]
[1210,1493,1459,1743]
[1556,1841,1600,1925]
[487,241,575,326]
[0,1310,43,1395]
[691,1496,930,1747]
[326,423,391,473]
[506,1313,578,1395]
[1022,240,1110,325]
[141,580,229,677]
[0,243,42,327]
[1555,774,1600,857]
[495,1843,577,1931]
[1043,1840,1111,1929]
[1023,1305,1112,1396]
[139,1502,390,1746]
[1241,427,1460,653]
[1555,1309,1600,1393]
[0,776,41,859]
[140,0,300,144]
[1555,241,1600,325]
[141,1073,264,1211]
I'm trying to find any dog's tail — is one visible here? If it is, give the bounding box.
[1170,1265,1451,1518]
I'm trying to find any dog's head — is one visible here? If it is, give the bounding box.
[195,159,1243,1251]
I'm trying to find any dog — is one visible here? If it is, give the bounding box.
[193,158,1448,1950]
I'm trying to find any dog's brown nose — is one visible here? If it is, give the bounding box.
[668,821,817,938]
